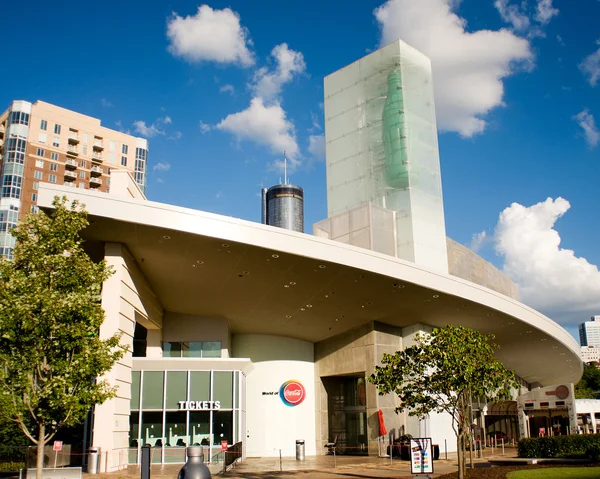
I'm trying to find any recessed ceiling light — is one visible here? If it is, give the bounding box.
[526,330,532,334]
[335,318,339,322]
[319,265,326,269]
[325,295,329,298]
[286,315,292,319]
[284,285,289,288]
[243,271,250,275]
[222,243,229,248]
[432,294,439,299]
[300,308,305,311]
[290,281,296,285]
[398,285,405,289]
[307,304,312,308]
[192,264,196,268]
[197,260,204,264]
[163,235,171,240]
[272,254,279,258]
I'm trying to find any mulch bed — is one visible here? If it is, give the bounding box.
[436,464,599,478]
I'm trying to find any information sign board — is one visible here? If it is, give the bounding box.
[410,438,434,475]
[52,441,62,452]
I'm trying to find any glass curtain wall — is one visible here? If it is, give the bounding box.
[129,370,242,464]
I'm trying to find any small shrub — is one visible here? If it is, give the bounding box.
[518,434,600,458]
[586,443,600,461]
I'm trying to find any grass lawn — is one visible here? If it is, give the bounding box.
[507,467,600,479]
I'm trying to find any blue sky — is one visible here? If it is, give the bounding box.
[1,0,599,338]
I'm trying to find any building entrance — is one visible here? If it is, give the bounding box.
[323,376,368,455]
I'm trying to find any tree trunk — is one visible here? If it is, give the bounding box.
[457,431,464,479]
[36,423,45,479]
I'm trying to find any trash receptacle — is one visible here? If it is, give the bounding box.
[296,440,305,460]
[88,447,101,474]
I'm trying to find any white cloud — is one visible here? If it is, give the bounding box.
[374,0,533,137]
[163,116,172,125]
[219,84,235,95]
[494,0,530,31]
[133,120,164,138]
[100,98,113,107]
[199,121,211,134]
[153,162,171,172]
[168,131,182,140]
[469,231,488,252]
[493,197,600,326]
[580,42,600,87]
[308,134,325,160]
[573,109,600,148]
[166,5,254,66]
[216,97,299,169]
[250,43,306,102]
[535,0,559,24]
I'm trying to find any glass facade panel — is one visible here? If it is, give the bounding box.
[141,411,163,447]
[212,411,233,446]
[189,411,210,446]
[202,342,221,358]
[164,411,187,463]
[213,372,233,409]
[182,342,201,358]
[131,371,141,410]
[190,372,210,402]
[163,342,181,357]
[142,372,164,409]
[166,372,187,409]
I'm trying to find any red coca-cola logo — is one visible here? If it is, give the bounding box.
[280,380,306,407]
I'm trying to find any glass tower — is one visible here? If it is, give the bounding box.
[324,40,448,272]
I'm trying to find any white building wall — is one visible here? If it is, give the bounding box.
[95,243,163,471]
[232,334,316,457]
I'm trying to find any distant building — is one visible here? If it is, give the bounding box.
[260,155,304,233]
[0,100,148,258]
[579,316,600,347]
[581,346,600,363]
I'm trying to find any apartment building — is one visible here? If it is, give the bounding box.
[0,100,148,257]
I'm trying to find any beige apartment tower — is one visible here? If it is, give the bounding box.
[0,100,148,257]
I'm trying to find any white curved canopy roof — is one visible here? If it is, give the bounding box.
[37,184,583,387]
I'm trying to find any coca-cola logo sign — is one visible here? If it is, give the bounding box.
[280,380,306,407]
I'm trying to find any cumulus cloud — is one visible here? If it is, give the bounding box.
[153,162,171,172]
[100,98,113,108]
[535,0,559,24]
[494,0,530,31]
[219,84,235,95]
[469,231,488,253]
[573,109,600,148]
[250,43,306,102]
[199,121,211,134]
[374,0,533,137]
[166,5,254,66]
[216,98,299,169]
[580,42,600,87]
[493,198,600,326]
[308,134,325,160]
[132,116,172,138]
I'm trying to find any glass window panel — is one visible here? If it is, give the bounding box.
[234,372,239,409]
[189,411,210,446]
[163,341,182,358]
[164,411,187,463]
[131,371,141,410]
[212,411,233,446]
[166,371,187,409]
[213,372,233,409]
[142,371,164,409]
[129,411,140,447]
[201,341,221,358]
[189,372,210,403]
[183,342,201,358]
[140,411,163,448]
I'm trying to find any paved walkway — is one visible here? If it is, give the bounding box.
[92,449,519,479]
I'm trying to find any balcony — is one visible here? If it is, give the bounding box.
[90,165,103,176]
[64,170,77,181]
[0,124,5,135]
[90,177,102,188]
[68,132,80,144]
[65,158,78,169]
[93,140,104,150]
[91,152,103,163]
[67,145,79,156]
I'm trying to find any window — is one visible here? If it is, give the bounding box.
[35,159,44,168]
[48,174,56,184]
[109,140,116,152]
[9,111,30,126]
[38,133,47,143]
[36,148,45,157]
[34,171,43,180]
[162,341,221,358]
[80,160,87,168]
[49,163,58,172]
[121,156,127,166]
[40,119,47,130]
[82,145,88,155]
[33,182,39,190]
[31,205,39,214]
[122,144,128,154]
[79,171,85,179]
[108,168,112,175]
[54,124,61,135]
[79,182,85,189]
[52,137,60,147]
[51,152,59,161]
[31,193,37,202]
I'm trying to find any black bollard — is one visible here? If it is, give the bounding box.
[141,445,151,479]
[178,446,212,479]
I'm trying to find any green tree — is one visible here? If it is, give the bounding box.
[0,197,124,479]
[369,325,518,479]
[575,363,600,399]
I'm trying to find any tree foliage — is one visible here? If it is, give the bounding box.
[368,325,518,479]
[575,363,600,399]
[0,197,124,478]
